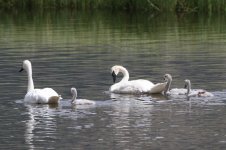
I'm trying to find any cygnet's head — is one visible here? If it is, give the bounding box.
[19,60,32,72]
[71,87,77,98]
[164,74,172,82]
[184,79,191,88]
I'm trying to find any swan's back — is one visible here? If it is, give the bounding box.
[110,79,154,94]
[73,99,96,105]
[188,89,214,97]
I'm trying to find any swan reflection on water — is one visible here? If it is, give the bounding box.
[20,88,226,149]
[24,103,58,149]
[107,91,168,103]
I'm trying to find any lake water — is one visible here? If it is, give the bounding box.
[1,10,226,149]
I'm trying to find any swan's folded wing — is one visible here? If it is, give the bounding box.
[25,88,60,104]
[114,83,141,94]
[149,82,167,94]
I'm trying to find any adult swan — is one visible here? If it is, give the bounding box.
[109,65,166,94]
[19,60,61,104]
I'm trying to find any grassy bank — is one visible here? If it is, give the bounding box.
[0,0,225,13]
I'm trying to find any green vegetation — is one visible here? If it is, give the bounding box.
[0,0,226,13]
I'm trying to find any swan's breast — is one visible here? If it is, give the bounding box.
[24,89,47,103]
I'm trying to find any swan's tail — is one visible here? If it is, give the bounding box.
[48,96,61,104]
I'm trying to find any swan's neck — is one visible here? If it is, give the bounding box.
[164,78,172,95]
[119,66,129,82]
[27,66,34,92]
[71,90,77,103]
[186,82,191,95]
[72,95,76,102]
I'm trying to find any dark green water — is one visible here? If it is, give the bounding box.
[1,11,226,149]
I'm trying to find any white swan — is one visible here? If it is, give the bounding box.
[109,65,166,94]
[184,79,214,97]
[19,60,61,104]
[163,74,187,96]
[71,87,96,105]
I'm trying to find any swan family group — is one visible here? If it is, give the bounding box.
[20,60,213,105]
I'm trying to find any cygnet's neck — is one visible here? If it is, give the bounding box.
[72,95,77,102]
[164,77,172,95]
[71,89,77,103]
[186,81,191,95]
[26,65,34,92]
[118,66,129,82]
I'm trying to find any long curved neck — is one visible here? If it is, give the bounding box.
[27,66,34,92]
[119,66,129,82]
[164,77,172,95]
[72,91,77,103]
[72,95,76,102]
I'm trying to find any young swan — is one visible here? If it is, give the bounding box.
[71,87,95,105]
[184,79,214,97]
[163,74,187,96]
[19,60,61,104]
[110,65,166,94]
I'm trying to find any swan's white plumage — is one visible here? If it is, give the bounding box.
[20,60,60,104]
[109,65,166,94]
[185,79,214,97]
[163,74,187,96]
[71,87,95,105]
[24,88,59,104]
[149,82,167,93]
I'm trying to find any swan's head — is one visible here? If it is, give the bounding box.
[19,60,32,72]
[164,74,172,82]
[111,65,122,83]
[71,87,77,103]
[184,79,191,88]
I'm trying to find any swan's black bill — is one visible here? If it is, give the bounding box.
[164,77,167,81]
[184,84,187,89]
[112,71,117,83]
[19,68,24,72]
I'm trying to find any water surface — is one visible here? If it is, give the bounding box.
[1,11,226,149]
